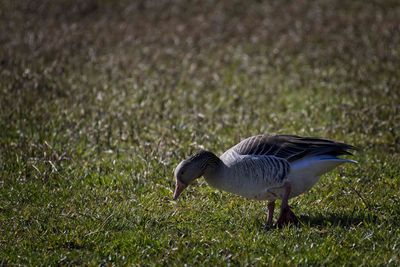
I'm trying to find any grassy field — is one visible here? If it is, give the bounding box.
[1,0,400,265]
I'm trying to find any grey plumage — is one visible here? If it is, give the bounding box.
[230,134,355,162]
[174,134,356,201]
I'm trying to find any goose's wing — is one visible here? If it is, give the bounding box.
[228,134,355,163]
[238,155,291,184]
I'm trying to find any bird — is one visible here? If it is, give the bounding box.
[173,134,356,227]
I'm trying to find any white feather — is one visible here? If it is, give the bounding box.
[288,156,357,197]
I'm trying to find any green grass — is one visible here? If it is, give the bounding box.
[1,0,400,265]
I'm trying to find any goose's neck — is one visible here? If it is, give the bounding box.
[199,150,225,177]
[194,150,226,187]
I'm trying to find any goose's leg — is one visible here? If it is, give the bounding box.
[265,201,275,228]
[276,182,298,227]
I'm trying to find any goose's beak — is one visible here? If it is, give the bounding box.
[173,180,187,200]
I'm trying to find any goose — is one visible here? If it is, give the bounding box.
[173,134,356,227]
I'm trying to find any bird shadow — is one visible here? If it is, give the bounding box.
[297,212,378,228]
[257,211,386,231]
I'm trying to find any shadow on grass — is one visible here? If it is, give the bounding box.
[254,211,395,231]
[298,212,381,228]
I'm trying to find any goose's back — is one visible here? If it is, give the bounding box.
[222,134,354,163]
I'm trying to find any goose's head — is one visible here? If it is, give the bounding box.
[173,150,218,200]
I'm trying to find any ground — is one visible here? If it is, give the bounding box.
[1,0,400,265]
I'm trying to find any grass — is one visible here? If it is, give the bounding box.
[1,0,400,265]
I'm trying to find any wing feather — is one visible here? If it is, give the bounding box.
[230,134,355,162]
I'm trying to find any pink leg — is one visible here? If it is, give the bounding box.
[276,182,298,227]
[265,201,275,228]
